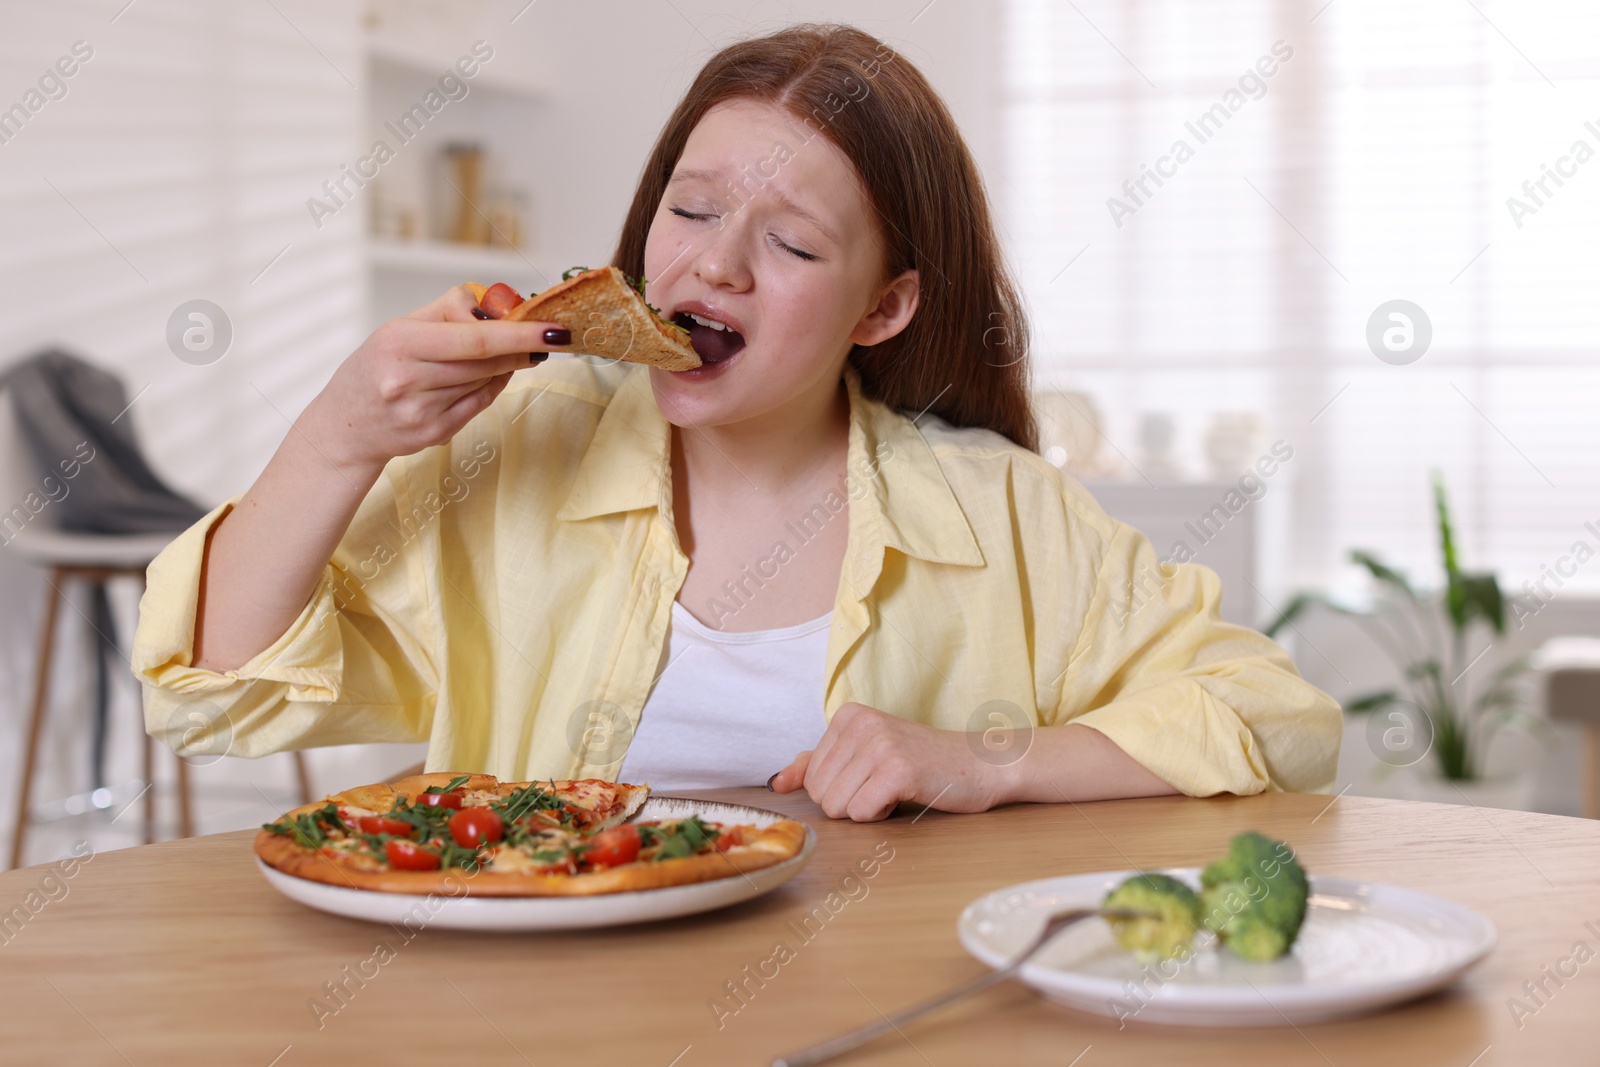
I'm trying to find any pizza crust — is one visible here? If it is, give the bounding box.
[280,775,646,826]
[254,775,804,897]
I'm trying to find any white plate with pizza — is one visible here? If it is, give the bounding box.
[958,869,1495,1026]
[254,773,815,931]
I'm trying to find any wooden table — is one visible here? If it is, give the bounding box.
[2,789,1595,1066]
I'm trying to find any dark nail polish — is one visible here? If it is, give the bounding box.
[471,307,491,320]
[765,772,779,792]
[542,327,571,345]
[529,352,548,364]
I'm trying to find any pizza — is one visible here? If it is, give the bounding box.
[465,267,703,371]
[253,773,808,897]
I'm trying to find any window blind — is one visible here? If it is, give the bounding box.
[1002,0,1600,608]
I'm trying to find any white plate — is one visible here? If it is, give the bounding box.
[256,796,815,932]
[958,868,1495,1027]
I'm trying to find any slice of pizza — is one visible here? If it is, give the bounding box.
[465,267,703,372]
[254,774,808,897]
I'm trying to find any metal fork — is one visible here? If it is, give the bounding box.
[771,907,1150,1067]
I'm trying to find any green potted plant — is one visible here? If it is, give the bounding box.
[1266,472,1541,806]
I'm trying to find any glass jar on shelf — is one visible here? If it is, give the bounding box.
[486,187,529,249]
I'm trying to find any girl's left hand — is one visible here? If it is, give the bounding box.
[768,702,1006,821]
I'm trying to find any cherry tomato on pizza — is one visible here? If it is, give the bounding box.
[449,807,504,848]
[478,282,522,319]
[583,824,642,868]
[358,815,414,837]
[384,840,441,871]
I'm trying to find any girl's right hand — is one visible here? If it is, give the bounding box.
[301,284,569,475]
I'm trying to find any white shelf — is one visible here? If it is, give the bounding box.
[364,36,549,100]
[367,236,536,277]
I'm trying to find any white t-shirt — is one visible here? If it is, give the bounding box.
[617,600,832,790]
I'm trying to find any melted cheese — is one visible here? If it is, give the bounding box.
[484,846,540,872]
[482,826,580,872]
[323,836,385,871]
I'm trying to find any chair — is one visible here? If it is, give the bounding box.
[1,382,310,868]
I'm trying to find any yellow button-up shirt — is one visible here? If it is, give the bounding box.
[134,359,1341,796]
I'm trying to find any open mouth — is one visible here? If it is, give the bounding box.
[673,311,746,364]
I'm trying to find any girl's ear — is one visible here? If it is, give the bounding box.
[849,268,920,347]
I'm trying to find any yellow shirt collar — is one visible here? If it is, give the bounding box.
[556,361,983,568]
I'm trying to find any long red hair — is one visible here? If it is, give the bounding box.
[610,22,1036,451]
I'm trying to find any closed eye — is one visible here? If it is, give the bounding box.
[670,206,818,261]
[771,234,819,261]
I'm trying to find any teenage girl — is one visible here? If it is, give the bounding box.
[134,24,1340,821]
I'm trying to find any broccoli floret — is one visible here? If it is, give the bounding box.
[1102,872,1202,960]
[1199,831,1308,962]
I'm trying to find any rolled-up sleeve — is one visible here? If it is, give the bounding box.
[134,471,439,759]
[1052,518,1342,796]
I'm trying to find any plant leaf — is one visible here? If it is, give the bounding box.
[1484,653,1534,683]
[1405,660,1442,680]
[1343,690,1401,714]
[1456,572,1506,635]
[1476,657,1533,709]
[1433,471,1462,583]
[1262,593,1321,638]
[1349,549,1418,602]
[1474,695,1522,717]
[1433,472,1473,635]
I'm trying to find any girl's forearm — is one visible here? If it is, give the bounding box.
[191,399,385,672]
[187,285,552,672]
[993,723,1182,804]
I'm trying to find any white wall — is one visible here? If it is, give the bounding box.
[512,0,1004,273]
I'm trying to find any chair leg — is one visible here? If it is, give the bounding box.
[90,580,113,792]
[134,571,158,844]
[10,569,65,870]
[143,729,155,845]
[174,752,194,839]
[1586,728,1600,821]
[292,751,313,807]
